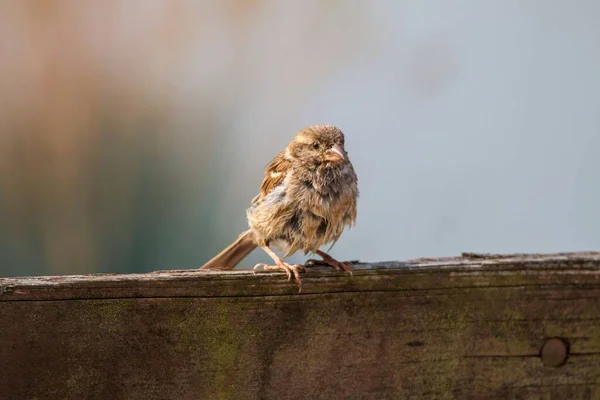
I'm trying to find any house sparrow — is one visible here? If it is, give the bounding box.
[200,125,358,291]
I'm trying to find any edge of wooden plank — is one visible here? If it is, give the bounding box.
[1,251,599,301]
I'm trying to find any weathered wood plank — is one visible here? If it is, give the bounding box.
[2,251,600,300]
[1,252,600,399]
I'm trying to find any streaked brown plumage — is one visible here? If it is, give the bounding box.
[200,125,358,291]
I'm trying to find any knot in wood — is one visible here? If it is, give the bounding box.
[540,338,569,367]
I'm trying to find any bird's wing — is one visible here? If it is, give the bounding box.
[252,151,290,204]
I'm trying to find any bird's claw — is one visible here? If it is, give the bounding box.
[253,262,291,280]
[253,262,305,292]
[332,260,353,276]
[306,256,353,276]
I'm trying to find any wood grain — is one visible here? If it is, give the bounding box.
[1,252,600,399]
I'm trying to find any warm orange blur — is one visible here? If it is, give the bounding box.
[0,2,218,275]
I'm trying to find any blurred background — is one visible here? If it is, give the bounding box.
[1,1,599,277]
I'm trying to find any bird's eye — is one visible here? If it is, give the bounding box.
[312,142,319,149]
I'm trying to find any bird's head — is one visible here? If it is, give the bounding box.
[286,125,348,167]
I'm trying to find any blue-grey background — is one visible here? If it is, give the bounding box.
[0,1,598,277]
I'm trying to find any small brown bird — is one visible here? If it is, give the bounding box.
[200,125,358,291]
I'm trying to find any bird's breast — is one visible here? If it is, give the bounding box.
[248,164,357,256]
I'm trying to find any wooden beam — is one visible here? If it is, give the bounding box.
[1,252,600,399]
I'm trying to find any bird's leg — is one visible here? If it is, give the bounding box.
[307,250,353,275]
[253,246,305,291]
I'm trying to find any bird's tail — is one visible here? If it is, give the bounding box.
[200,230,257,270]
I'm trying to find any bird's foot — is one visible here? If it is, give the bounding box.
[306,250,353,276]
[254,262,306,292]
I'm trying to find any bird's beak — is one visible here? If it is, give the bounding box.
[324,144,345,163]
